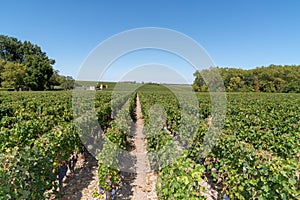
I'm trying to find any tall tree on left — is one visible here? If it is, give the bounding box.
[23,55,54,90]
[0,35,55,90]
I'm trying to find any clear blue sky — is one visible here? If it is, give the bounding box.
[1,0,300,83]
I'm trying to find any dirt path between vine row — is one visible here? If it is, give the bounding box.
[131,94,158,200]
[57,152,99,200]
[115,94,158,200]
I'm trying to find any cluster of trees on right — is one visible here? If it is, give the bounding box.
[193,65,300,92]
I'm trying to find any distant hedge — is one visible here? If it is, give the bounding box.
[0,88,14,91]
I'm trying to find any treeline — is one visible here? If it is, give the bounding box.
[193,65,300,92]
[0,35,74,90]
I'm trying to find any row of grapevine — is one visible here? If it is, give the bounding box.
[0,90,130,199]
[138,87,211,199]
[1,88,299,199]
[206,93,300,199]
[0,91,82,199]
[94,92,137,199]
[138,87,299,199]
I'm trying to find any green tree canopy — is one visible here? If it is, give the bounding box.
[0,35,57,90]
[193,65,300,93]
[0,62,25,90]
[60,76,75,90]
[23,55,54,90]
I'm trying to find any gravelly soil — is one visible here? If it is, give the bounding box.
[114,95,158,200]
[58,152,100,200]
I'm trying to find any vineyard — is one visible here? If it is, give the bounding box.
[0,87,299,199]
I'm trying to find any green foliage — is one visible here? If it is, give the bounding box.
[1,85,299,199]
[193,68,224,92]
[23,55,53,90]
[0,35,51,64]
[60,76,75,90]
[0,146,56,199]
[139,87,209,198]
[206,93,300,199]
[227,76,241,92]
[0,35,73,91]
[157,154,206,200]
[0,91,82,199]
[193,65,300,93]
[96,92,135,192]
[138,86,299,199]
[0,62,25,90]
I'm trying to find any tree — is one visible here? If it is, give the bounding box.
[23,55,54,90]
[284,81,300,93]
[193,65,300,93]
[192,71,205,91]
[0,35,51,64]
[227,76,241,92]
[274,77,286,92]
[253,75,260,92]
[1,62,25,90]
[0,35,22,62]
[49,69,64,89]
[193,68,226,92]
[0,35,56,90]
[0,59,5,85]
[60,76,75,90]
